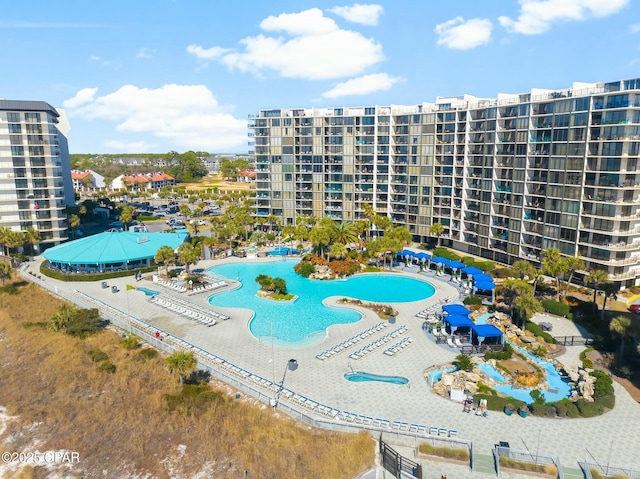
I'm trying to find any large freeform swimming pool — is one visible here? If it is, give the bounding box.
[207,260,436,346]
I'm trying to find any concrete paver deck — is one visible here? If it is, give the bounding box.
[24,256,640,473]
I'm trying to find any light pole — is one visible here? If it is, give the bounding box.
[271,358,298,409]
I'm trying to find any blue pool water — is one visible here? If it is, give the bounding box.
[432,344,571,403]
[267,246,296,256]
[207,260,436,346]
[136,287,160,296]
[477,363,507,382]
[492,344,572,403]
[345,371,409,385]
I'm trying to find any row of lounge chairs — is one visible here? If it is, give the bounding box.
[349,326,408,359]
[186,280,227,296]
[156,277,187,292]
[150,295,218,326]
[415,295,457,318]
[72,291,452,440]
[163,293,231,321]
[315,322,388,360]
[383,337,413,356]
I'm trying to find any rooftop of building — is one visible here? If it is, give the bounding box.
[0,99,59,116]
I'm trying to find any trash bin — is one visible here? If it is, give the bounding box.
[111,285,118,293]
[101,281,108,289]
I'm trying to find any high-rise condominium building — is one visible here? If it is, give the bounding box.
[0,100,74,250]
[250,78,640,288]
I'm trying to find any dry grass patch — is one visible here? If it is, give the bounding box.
[418,442,469,461]
[499,457,558,476]
[0,279,374,478]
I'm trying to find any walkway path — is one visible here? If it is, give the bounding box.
[24,256,640,472]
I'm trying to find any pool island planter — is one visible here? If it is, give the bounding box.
[518,406,530,418]
[504,404,515,416]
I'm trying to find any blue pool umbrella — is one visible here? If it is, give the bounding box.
[430,256,445,264]
[471,324,503,344]
[399,249,415,257]
[443,315,474,331]
[415,252,431,261]
[474,281,495,291]
[442,304,471,315]
[473,273,495,284]
[449,260,466,270]
[461,266,483,276]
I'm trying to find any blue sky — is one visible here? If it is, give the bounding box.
[1,0,638,154]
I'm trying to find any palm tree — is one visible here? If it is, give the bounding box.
[5,231,24,266]
[68,214,81,239]
[587,269,609,314]
[154,245,175,275]
[177,243,198,274]
[609,315,634,362]
[0,263,11,286]
[563,257,585,298]
[23,227,40,255]
[330,221,358,246]
[513,295,544,329]
[512,260,535,280]
[0,227,10,256]
[600,282,618,322]
[429,222,445,247]
[361,203,375,241]
[165,350,197,386]
[542,248,566,301]
[329,242,347,260]
[119,205,136,231]
[48,304,76,332]
[309,226,332,261]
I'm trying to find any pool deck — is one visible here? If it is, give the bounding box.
[23,256,640,472]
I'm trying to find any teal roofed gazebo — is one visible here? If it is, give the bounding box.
[43,229,188,273]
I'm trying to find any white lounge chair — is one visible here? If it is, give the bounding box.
[446,336,456,348]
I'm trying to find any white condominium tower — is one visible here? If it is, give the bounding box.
[0,100,74,250]
[250,79,640,288]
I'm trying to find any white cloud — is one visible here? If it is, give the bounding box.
[322,73,402,98]
[186,44,230,60]
[260,8,338,35]
[328,4,384,26]
[187,8,384,80]
[136,47,155,59]
[64,84,247,152]
[630,23,640,33]
[63,88,98,109]
[434,17,493,50]
[89,55,100,61]
[499,0,629,35]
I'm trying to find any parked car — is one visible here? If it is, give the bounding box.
[629,304,640,314]
[154,213,166,219]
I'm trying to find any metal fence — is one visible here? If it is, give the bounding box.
[580,461,640,479]
[555,336,594,346]
[380,437,422,479]
[495,446,563,479]
[21,272,474,450]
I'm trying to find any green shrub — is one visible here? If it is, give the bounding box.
[165,382,226,414]
[595,393,615,410]
[474,261,495,272]
[120,334,141,350]
[418,442,469,460]
[529,389,546,405]
[65,308,105,338]
[167,269,181,278]
[579,347,595,360]
[541,299,573,318]
[294,261,316,278]
[576,398,605,417]
[40,262,156,282]
[0,284,17,295]
[582,357,594,369]
[525,321,555,344]
[462,257,475,266]
[136,348,159,361]
[455,354,473,372]
[463,295,482,306]
[552,399,579,418]
[87,349,108,363]
[473,394,525,411]
[476,382,498,395]
[96,361,116,373]
[432,248,460,261]
[485,343,513,360]
[590,370,614,397]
